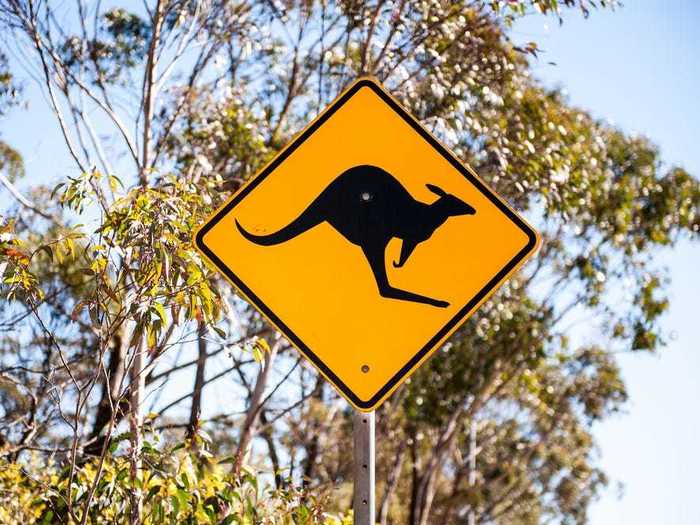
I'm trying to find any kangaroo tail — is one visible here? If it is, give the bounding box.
[235,201,323,246]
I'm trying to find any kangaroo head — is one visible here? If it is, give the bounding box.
[426,184,476,216]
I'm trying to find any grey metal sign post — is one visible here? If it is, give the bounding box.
[353,410,375,525]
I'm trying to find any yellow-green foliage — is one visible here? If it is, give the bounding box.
[0,440,351,525]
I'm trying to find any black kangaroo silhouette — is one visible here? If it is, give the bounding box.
[235,165,476,308]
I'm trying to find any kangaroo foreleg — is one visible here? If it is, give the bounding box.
[393,239,418,268]
[362,243,449,308]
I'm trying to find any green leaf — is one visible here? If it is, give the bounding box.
[109,174,124,191]
[256,337,270,353]
[38,244,53,261]
[170,494,180,517]
[50,182,65,200]
[145,484,161,502]
[153,302,167,324]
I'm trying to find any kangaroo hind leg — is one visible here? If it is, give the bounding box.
[361,242,449,308]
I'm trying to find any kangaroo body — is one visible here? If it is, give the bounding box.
[236,165,476,307]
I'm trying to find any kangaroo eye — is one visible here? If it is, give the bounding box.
[360,192,373,202]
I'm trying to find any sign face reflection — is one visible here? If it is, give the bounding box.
[195,78,540,411]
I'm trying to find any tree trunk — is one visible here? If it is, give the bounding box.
[232,340,279,476]
[413,409,463,525]
[379,440,406,525]
[129,336,145,525]
[187,320,207,439]
[302,377,325,485]
[86,331,126,456]
[408,429,420,525]
[139,0,165,184]
[259,409,283,488]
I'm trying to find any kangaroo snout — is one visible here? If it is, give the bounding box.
[426,183,476,217]
[459,201,476,215]
[444,196,476,217]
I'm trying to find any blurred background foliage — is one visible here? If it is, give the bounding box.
[0,0,697,523]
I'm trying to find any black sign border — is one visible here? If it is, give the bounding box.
[195,78,538,410]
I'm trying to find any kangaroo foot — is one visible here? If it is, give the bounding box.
[379,285,449,308]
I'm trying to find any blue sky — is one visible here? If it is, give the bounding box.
[2,1,698,522]
[512,1,699,523]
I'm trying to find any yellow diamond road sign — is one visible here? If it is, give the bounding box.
[194,78,540,411]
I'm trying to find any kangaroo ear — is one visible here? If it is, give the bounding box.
[426,184,447,197]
